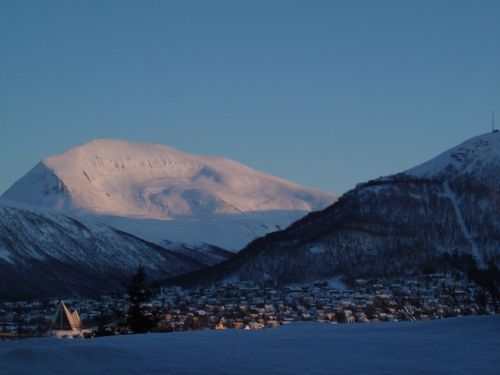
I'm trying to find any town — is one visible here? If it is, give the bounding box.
[0,273,497,339]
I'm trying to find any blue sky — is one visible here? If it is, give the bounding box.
[1,0,499,195]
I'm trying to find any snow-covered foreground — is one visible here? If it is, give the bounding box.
[1,315,499,375]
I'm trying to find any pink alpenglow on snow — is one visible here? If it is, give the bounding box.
[2,139,336,250]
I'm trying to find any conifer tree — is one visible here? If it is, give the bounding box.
[126,265,153,333]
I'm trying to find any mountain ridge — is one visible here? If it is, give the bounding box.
[166,132,500,287]
[2,138,335,250]
[0,199,215,299]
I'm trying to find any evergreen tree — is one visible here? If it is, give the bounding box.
[126,265,153,333]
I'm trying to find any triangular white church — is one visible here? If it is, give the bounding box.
[50,300,84,337]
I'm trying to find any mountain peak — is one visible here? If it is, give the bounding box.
[5,139,335,218]
[42,138,197,177]
[405,132,500,179]
[61,137,185,156]
[2,139,335,249]
[172,132,500,286]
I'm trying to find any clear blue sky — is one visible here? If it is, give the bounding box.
[1,0,499,195]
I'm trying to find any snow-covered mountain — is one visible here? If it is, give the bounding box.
[168,132,500,287]
[0,199,214,299]
[2,139,335,250]
[406,132,500,180]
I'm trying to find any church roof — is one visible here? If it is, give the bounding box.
[51,300,84,332]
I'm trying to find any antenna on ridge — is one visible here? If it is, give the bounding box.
[493,110,496,133]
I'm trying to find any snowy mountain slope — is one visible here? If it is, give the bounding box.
[0,199,214,299]
[2,139,335,250]
[406,132,500,180]
[87,209,312,251]
[168,132,500,287]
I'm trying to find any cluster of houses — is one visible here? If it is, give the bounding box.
[0,274,496,338]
